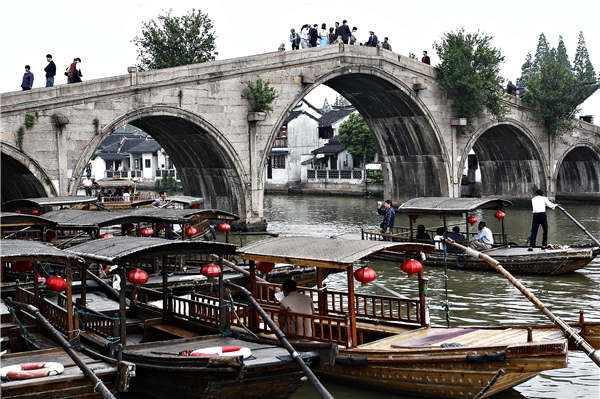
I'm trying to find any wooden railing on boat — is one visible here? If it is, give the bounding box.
[16,287,71,334]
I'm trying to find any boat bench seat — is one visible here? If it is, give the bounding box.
[150,324,199,338]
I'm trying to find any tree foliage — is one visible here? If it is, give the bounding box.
[333,95,351,107]
[338,113,377,167]
[321,98,331,113]
[133,9,217,71]
[242,79,278,113]
[434,29,507,130]
[573,31,596,88]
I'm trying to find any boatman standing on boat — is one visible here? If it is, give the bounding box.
[151,191,168,208]
[377,199,395,239]
[528,189,557,250]
[469,221,493,250]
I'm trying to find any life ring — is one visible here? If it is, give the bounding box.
[456,254,468,268]
[189,346,252,359]
[1,362,64,381]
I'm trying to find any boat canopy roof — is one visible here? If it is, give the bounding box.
[237,236,434,269]
[95,178,136,188]
[131,196,204,208]
[397,197,513,215]
[2,196,98,210]
[0,239,83,263]
[66,236,237,264]
[43,208,218,229]
[0,212,57,228]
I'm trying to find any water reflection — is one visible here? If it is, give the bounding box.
[263,195,600,399]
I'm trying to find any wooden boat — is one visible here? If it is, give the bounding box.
[1,212,57,241]
[0,240,135,398]
[58,237,336,399]
[362,197,599,275]
[130,195,205,209]
[1,196,101,214]
[94,178,152,209]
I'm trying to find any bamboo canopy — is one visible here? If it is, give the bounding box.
[0,212,57,228]
[0,239,83,263]
[397,197,512,215]
[2,196,98,211]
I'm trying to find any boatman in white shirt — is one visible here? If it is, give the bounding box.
[278,279,314,337]
[528,189,557,250]
[469,221,494,250]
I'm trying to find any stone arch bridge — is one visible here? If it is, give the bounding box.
[2,45,599,227]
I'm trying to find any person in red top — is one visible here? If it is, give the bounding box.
[421,51,431,65]
[67,58,82,83]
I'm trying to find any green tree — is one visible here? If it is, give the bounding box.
[333,95,351,107]
[434,29,507,131]
[556,36,571,69]
[532,33,550,74]
[573,31,596,83]
[133,9,217,71]
[338,113,377,168]
[242,79,278,113]
[321,98,331,113]
[517,52,533,87]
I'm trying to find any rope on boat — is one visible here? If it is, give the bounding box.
[75,310,121,343]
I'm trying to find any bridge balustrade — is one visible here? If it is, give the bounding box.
[307,169,364,182]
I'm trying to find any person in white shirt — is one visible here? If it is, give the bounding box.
[529,189,557,249]
[433,227,446,250]
[278,279,314,337]
[300,25,309,49]
[82,178,93,196]
[469,221,493,250]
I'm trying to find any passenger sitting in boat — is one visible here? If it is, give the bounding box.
[151,191,168,208]
[123,189,130,202]
[469,221,493,250]
[278,279,314,337]
[433,227,447,250]
[446,226,466,245]
[415,224,431,240]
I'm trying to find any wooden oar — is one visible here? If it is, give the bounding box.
[444,237,600,367]
[5,298,118,399]
[556,205,600,247]
[224,281,334,399]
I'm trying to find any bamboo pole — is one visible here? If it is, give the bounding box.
[5,299,117,399]
[224,281,334,399]
[556,205,600,247]
[444,237,600,368]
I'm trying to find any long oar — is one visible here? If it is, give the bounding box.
[556,205,600,247]
[224,281,334,399]
[5,298,117,399]
[444,238,600,367]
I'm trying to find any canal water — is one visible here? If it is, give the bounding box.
[261,194,600,399]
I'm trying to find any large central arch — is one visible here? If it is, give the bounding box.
[263,66,451,202]
[72,106,249,216]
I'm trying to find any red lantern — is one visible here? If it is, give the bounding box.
[100,233,114,239]
[467,215,478,225]
[46,276,68,292]
[201,263,221,278]
[410,215,418,222]
[32,209,40,215]
[140,227,154,237]
[45,230,57,240]
[123,223,135,232]
[14,209,22,214]
[189,204,199,209]
[185,226,197,236]
[494,210,506,220]
[401,259,423,275]
[127,268,149,285]
[218,223,231,233]
[256,261,275,274]
[82,205,90,211]
[354,267,377,284]
[13,261,33,272]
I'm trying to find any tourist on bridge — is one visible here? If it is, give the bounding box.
[319,23,329,46]
[421,51,431,65]
[300,25,309,49]
[528,189,557,250]
[382,37,392,51]
[506,80,517,95]
[338,20,351,44]
[289,29,300,50]
[333,22,340,42]
[21,65,34,90]
[44,54,56,87]
[67,58,82,83]
[366,31,378,47]
[377,199,395,238]
[469,221,493,250]
[328,27,337,45]
[350,27,358,45]
[308,24,318,47]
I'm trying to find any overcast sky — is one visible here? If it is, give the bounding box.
[1,0,598,116]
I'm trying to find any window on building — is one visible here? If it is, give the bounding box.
[144,159,151,169]
[272,154,286,169]
[319,126,334,139]
[134,159,140,169]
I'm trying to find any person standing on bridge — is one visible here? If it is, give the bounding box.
[21,65,34,90]
[300,25,309,49]
[44,54,56,87]
[421,51,431,65]
[528,189,557,250]
[308,24,318,47]
[67,58,82,83]
[382,37,392,51]
[366,31,378,47]
[350,27,358,45]
[338,20,351,44]
[319,23,329,46]
[289,29,300,50]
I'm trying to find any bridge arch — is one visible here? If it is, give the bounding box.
[555,143,600,199]
[71,106,249,216]
[1,143,57,202]
[459,119,548,199]
[263,65,451,202]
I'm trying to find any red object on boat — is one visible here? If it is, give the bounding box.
[494,210,506,219]
[218,223,231,233]
[409,215,418,222]
[256,261,275,274]
[140,227,154,237]
[123,223,135,232]
[14,209,22,214]
[185,226,197,236]
[401,259,423,275]
[190,352,217,357]
[157,223,167,230]
[467,215,478,225]
[222,346,242,353]
[13,261,33,272]
[127,268,149,285]
[32,209,40,215]
[37,274,46,283]
[354,267,377,284]
[201,263,221,278]
[82,205,90,211]
[46,276,67,292]
[189,204,199,209]
[100,233,114,239]
[45,230,57,240]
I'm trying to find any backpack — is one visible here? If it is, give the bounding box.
[64,67,70,77]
